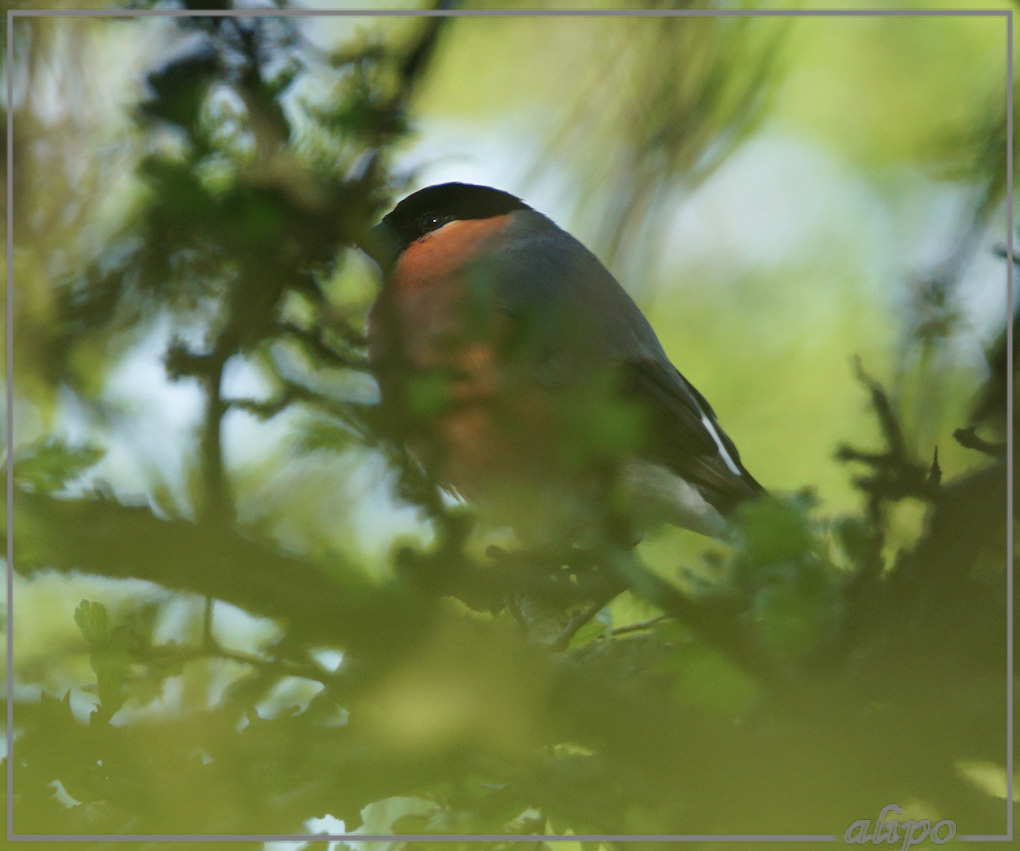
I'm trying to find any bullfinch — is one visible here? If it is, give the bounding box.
[362,182,764,544]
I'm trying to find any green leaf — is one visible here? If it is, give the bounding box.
[833,515,875,565]
[736,495,816,568]
[14,440,105,493]
[128,676,167,709]
[751,560,840,663]
[391,812,434,834]
[295,415,358,454]
[567,621,606,649]
[664,643,760,718]
[74,600,109,648]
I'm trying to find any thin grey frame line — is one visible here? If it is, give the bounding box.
[952,10,1016,844]
[11,834,842,843]
[5,4,14,845]
[5,5,1013,845]
[5,7,1013,16]
[1004,6,1014,843]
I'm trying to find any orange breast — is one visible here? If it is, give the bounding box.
[377,214,513,375]
[369,212,562,504]
[392,214,512,294]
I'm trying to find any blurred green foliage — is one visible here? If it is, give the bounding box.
[1,1,1013,846]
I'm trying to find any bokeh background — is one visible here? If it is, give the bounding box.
[1,1,1013,846]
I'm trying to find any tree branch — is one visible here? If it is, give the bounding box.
[953,425,1007,457]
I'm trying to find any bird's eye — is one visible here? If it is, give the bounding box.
[419,213,447,232]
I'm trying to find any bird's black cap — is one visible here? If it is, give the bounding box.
[361,183,531,270]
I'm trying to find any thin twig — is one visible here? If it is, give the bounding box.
[200,351,235,524]
[143,637,334,685]
[852,355,907,460]
[277,320,370,371]
[953,425,1006,457]
[610,615,670,637]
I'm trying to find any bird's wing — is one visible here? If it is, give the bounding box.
[621,356,764,515]
[476,211,762,515]
[482,211,670,362]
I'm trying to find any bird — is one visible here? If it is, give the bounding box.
[361,182,764,546]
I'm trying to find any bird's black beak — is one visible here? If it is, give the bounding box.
[357,221,400,273]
